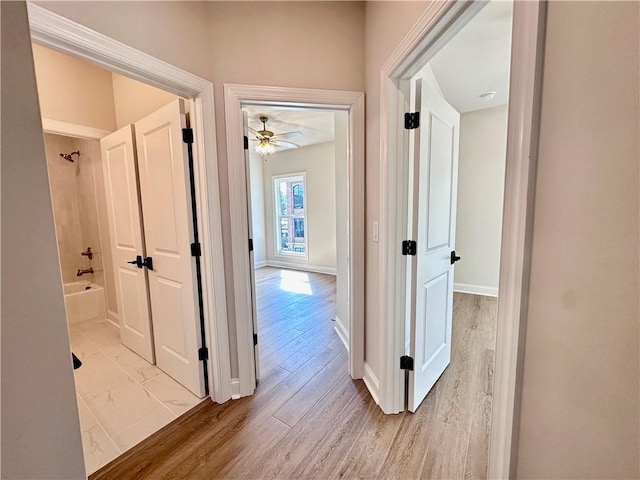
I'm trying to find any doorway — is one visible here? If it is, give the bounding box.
[404,0,511,412]
[378,0,545,477]
[33,44,211,474]
[224,85,365,397]
[27,5,232,418]
[243,106,350,381]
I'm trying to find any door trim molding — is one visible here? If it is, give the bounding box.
[377,0,546,478]
[224,84,365,396]
[27,3,233,403]
[41,118,112,139]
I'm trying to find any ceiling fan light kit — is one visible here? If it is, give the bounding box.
[255,138,276,159]
[250,115,302,160]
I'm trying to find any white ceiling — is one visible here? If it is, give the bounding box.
[243,105,335,152]
[429,0,513,113]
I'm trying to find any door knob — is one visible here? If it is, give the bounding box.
[127,255,153,270]
[127,255,143,268]
[450,250,461,265]
[142,256,153,271]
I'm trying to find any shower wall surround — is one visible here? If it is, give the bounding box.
[44,133,118,317]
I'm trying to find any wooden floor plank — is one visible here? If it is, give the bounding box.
[244,375,363,479]
[463,349,494,480]
[273,348,348,427]
[292,385,376,479]
[335,459,377,480]
[345,399,404,474]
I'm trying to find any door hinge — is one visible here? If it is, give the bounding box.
[253,333,258,346]
[400,355,414,371]
[191,242,201,257]
[404,112,420,130]
[402,240,417,256]
[182,128,194,144]
[248,238,254,252]
[198,347,209,361]
[244,135,249,150]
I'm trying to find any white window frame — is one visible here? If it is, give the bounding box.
[272,172,308,259]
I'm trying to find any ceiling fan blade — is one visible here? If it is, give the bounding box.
[274,131,303,140]
[274,140,300,149]
[248,126,260,135]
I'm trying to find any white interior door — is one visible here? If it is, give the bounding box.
[408,79,460,412]
[135,99,205,397]
[243,112,260,384]
[100,125,155,363]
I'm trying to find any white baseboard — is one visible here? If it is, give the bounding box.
[266,260,336,276]
[254,260,268,269]
[231,379,241,399]
[454,282,498,298]
[333,316,349,352]
[363,362,380,406]
[106,309,119,328]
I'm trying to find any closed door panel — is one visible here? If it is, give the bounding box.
[135,99,205,397]
[408,79,460,412]
[100,125,154,363]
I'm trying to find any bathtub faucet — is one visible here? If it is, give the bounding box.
[76,268,94,277]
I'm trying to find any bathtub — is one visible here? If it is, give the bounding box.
[63,282,106,324]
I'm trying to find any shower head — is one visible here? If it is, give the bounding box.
[60,151,80,163]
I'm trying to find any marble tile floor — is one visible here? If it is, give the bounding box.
[69,318,203,475]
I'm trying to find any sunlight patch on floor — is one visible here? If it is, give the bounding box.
[279,270,313,295]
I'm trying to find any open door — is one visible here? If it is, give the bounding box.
[408,79,460,412]
[101,125,155,363]
[243,111,260,384]
[135,99,205,397]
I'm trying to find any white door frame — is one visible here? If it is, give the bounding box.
[27,3,233,403]
[377,0,546,478]
[224,84,365,397]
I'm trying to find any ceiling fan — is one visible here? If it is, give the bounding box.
[250,116,302,159]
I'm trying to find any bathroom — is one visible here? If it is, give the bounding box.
[34,43,203,474]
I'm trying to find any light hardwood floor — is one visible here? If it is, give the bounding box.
[91,268,497,480]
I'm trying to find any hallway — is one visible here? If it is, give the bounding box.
[90,290,496,479]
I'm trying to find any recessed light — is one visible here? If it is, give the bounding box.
[480,91,496,100]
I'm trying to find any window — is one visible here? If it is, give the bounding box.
[292,185,304,209]
[274,175,307,256]
[294,217,305,237]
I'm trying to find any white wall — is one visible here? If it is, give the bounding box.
[32,43,116,131]
[111,72,178,129]
[364,0,431,380]
[249,151,267,266]
[263,142,337,274]
[1,3,86,478]
[516,2,639,478]
[454,105,507,296]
